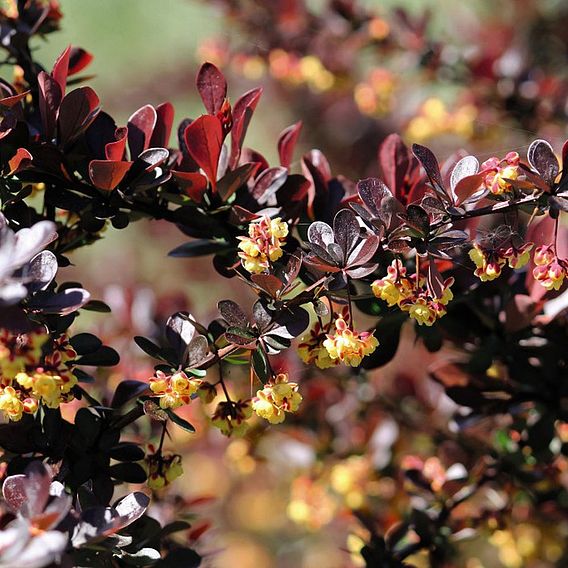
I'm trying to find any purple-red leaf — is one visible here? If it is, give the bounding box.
[527,139,559,185]
[38,71,62,140]
[172,171,208,203]
[57,86,100,145]
[278,121,302,168]
[217,162,259,202]
[127,104,157,158]
[379,133,411,194]
[89,160,132,191]
[196,62,228,115]
[230,87,262,168]
[68,47,94,75]
[105,127,128,161]
[150,101,174,148]
[357,177,392,216]
[52,45,71,95]
[184,115,223,191]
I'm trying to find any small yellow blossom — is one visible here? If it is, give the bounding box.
[0,386,23,421]
[252,373,302,424]
[323,317,378,367]
[237,216,288,274]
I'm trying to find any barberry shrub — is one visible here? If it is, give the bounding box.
[0,1,568,567]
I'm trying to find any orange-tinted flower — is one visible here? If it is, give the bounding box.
[322,317,378,367]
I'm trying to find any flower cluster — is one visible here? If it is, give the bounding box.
[322,316,379,367]
[298,319,339,369]
[211,399,252,437]
[469,242,533,282]
[145,449,184,491]
[0,329,77,421]
[252,373,302,424]
[149,370,204,409]
[481,151,520,195]
[237,216,289,274]
[372,260,454,326]
[532,245,567,291]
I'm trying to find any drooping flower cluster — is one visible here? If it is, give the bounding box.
[252,373,302,424]
[372,259,454,326]
[211,399,252,437]
[469,242,533,282]
[0,328,77,421]
[532,245,567,291]
[481,151,520,195]
[149,370,204,409]
[322,316,379,367]
[145,448,184,491]
[237,216,289,274]
[298,318,339,369]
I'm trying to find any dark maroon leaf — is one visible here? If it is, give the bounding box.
[345,264,378,278]
[184,115,223,191]
[28,288,91,315]
[277,121,302,168]
[251,274,283,297]
[218,299,249,326]
[166,312,196,360]
[401,204,429,235]
[412,143,447,200]
[196,62,227,115]
[252,166,288,203]
[111,380,149,408]
[379,133,411,194]
[218,162,259,201]
[527,139,559,185]
[347,234,380,266]
[333,208,360,257]
[57,86,100,145]
[25,250,57,292]
[307,221,334,248]
[230,87,262,168]
[38,71,62,140]
[357,177,392,216]
[127,104,157,158]
[252,300,272,330]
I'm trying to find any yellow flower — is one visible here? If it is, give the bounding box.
[405,299,436,326]
[469,244,505,281]
[322,317,378,367]
[371,279,401,306]
[238,216,288,274]
[252,373,302,424]
[0,386,23,421]
[298,322,338,369]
